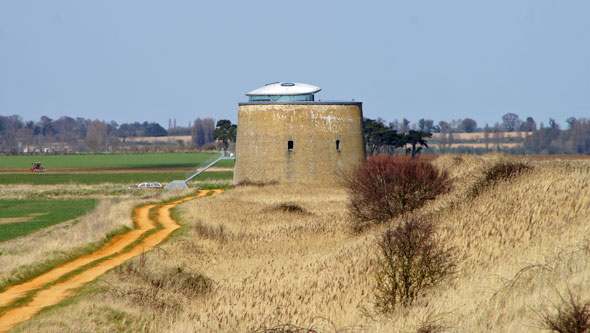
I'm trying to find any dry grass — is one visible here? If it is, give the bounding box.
[0,185,191,289]
[11,154,590,332]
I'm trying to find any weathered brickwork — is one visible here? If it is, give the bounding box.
[234,103,365,184]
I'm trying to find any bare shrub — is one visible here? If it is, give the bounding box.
[347,154,451,227]
[150,267,213,298]
[374,218,455,313]
[470,160,531,198]
[541,289,590,333]
[193,220,232,243]
[234,179,279,187]
[252,323,318,333]
[269,203,309,214]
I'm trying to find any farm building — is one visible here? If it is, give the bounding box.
[234,82,365,184]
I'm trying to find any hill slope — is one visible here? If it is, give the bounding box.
[15,154,590,332]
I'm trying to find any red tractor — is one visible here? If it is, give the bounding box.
[30,162,46,173]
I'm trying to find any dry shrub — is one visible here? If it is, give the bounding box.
[470,160,531,198]
[541,289,590,333]
[269,203,309,214]
[252,323,318,333]
[151,266,214,298]
[347,154,451,227]
[193,220,232,243]
[114,254,213,301]
[374,218,455,313]
[234,179,279,187]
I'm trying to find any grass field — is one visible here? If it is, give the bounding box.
[0,199,97,242]
[8,153,589,332]
[0,171,233,185]
[0,152,234,169]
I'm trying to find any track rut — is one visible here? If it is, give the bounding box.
[0,189,224,332]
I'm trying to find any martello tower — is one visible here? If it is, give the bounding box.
[234,82,365,184]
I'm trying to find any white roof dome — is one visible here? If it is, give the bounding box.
[246,82,322,96]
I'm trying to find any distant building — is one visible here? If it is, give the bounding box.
[234,82,365,184]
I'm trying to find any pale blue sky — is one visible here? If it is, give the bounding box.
[1,1,589,129]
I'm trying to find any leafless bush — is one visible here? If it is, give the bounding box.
[269,203,309,214]
[470,160,531,198]
[541,289,590,333]
[234,180,279,187]
[347,154,451,228]
[252,323,318,333]
[193,220,232,243]
[374,218,455,313]
[150,266,214,298]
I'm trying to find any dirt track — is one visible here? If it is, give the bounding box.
[0,189,224,332]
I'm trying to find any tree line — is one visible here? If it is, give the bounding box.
[0,115,237,154]
[365,113,590,155]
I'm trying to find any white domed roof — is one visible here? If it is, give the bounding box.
[246,82,322,96]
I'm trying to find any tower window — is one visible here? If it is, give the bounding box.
[288,140,294,151]
[336,140,340,151]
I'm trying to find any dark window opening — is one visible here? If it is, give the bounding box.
[336,140,340,151]
[288,140,294,151]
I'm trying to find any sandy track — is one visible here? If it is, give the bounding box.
[0,189,224,332]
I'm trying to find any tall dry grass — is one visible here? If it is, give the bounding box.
[0,185,191,289]
[11,154,590,332]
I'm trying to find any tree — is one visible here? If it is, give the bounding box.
[144,122,167,137]
[403,130,432,159]
[363,118,404,154]
[212,119,237,151]
[566,117,577,130]
[459,118,477,133]
[501,113,521,132]
[521,117,537,132]
[86,120,108,152]
[192,118,215,147]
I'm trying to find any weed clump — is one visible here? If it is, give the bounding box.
[374,218,455,313]
[252,323,318,333]
[234,180,279,187]
[193,220,232,243]
[270,203,309,214]
[470,160,531,198]
[347,155,451,228]
[541,290,590,333]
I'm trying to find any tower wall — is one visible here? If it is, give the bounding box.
[234,102,365,184]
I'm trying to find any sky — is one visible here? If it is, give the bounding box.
[1,1,589,129]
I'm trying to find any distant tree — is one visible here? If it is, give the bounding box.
[566,117,577,130]
[389,119,400,131]
[521,117,537,132]
[144,122,167,137]
[423,119,434,133]
[459,118,477,133]
[501,113,521,132]
[399,118,411,133]
[483,124,490,150]
[363,118,404,154]
[212,119,237,151]
[192,118,216,147]
[403,130,432,159]
[86,120,108,152]
[549,118,559,129]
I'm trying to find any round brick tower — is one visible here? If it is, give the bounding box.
[234,82,365,184]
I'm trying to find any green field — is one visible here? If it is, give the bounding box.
[0,171,233,185]
[0,152,235,169]
[0,199,98,242]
